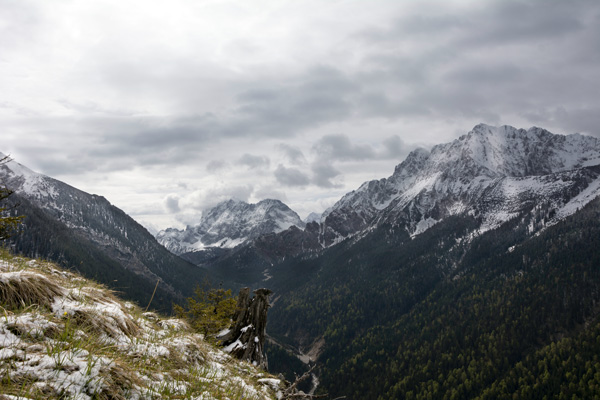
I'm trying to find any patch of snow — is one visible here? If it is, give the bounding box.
[223,339,245,353]
[555,176,600,220]
[411,217,438,237]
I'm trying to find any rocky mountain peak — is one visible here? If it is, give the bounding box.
[157,198,305,255]
[319,124,600,246]
[427,124,600,179]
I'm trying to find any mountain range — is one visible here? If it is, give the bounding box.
[4,123,600,398]
[153,123,600,398]
[157,123,600,288]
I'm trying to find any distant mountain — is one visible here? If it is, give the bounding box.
[156,198,305,255]
[303,212,321,224]
[0,153,208,312]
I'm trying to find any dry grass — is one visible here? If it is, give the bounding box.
[0,270,65,309]
[69,306,140,339]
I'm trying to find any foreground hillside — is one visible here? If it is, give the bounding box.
[0,249,282,400]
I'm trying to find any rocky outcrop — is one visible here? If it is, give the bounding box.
[219,287,272,369]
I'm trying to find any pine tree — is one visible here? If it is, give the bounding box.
[0,156,24,240]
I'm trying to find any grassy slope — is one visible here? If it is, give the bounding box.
[0,249,281,400]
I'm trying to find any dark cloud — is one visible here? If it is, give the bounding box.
[313,134,376,161]
[274,165,310,187]
[237,154,270,169]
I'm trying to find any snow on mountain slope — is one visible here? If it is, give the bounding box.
[320,124,600,245]
[0,153,126,236]
[157,199,305,255]
[0,152,206,306]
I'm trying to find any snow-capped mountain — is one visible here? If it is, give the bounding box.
[156,199,305,255]
[0,153,207,311]
[319,124,600,245]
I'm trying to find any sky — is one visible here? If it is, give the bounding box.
[2,0,600,233]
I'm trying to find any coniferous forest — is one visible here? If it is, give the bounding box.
[264,199,600,399]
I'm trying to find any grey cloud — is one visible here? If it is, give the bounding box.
[184,185,254,212]
[163,194,180,213]
[237,154,270,169]
[358,1,584,48]
[458,1,583,48]
[279,144,306,165]
[357,14,464,42]
[311,162,342,189]
[254,186,288,203]
[274,165,310,187]
[346,0,600,132]
[520,106,600,137]
[313,134,376,161]
[234,66,357,136]
[357,92,431,119]
[444,64,522,86]
[206,160,228,173]
[381,135,406,159]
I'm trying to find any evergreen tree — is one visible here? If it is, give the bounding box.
[0,156,23,240]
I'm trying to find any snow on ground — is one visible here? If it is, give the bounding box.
[555,176,600,221]
[0,251,281,400]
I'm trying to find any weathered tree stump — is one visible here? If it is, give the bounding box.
[218,287,272,369]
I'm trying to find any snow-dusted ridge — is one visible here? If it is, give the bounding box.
[0,250,283,400]
[319,124,600,245]
[157,199,305,255]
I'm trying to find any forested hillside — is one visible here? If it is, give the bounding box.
[3,190,208,313]
[267,198,600,399]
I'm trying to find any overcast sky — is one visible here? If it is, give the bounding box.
[2,0,600,232]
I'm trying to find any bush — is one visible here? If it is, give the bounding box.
[174,281,237,339]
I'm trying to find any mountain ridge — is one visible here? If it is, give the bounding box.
[318,123,600,245]
[0,153,209,312]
